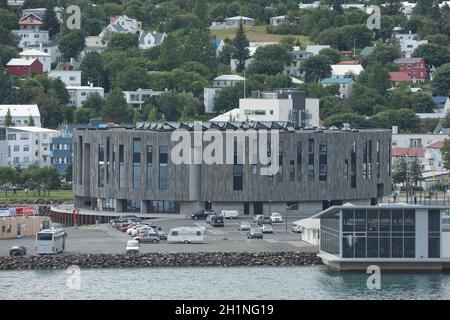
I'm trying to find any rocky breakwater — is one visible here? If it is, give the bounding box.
[0,252,322,270]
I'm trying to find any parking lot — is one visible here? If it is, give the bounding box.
[0,215,318,256]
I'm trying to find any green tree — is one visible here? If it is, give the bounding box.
[58,29,87,59]
[247,44,290,75]
[74,108,97,124]
[231,20,250,72]
[0,167,18,195]
[442,139,450,170]
[65,163,73,182]
[158,33,181,71]
[323,112,371,128]
[102,88,133,124]
[107,33,138,51]
[369,44,401,65]
[300,55,332,83]
[114,66,150,91]
[80,52,106,88]
[412,43,450,68]
[432,63,450,95]
[27,114,35,126]
[357,63,391,95]
[4,108,13,127]
[319,96,351,120]
[41,5,60,39]
[82,92,104,114]
[0,73,18,104]
[319,48,342,64]
[182,29,217,71]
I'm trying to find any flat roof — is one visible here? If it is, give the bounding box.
[0,104,40,117]
[8,126,58,133]
[313,204,450,218]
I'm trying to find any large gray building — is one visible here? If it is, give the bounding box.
[72,122,392,217]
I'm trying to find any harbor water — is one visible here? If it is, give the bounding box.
[1,266,450,299]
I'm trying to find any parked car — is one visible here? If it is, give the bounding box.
[257,216,272,226]
[239,221,251,231]
[134,232,160,243]
[261,224,274,233]
[130,225,154,236]
[247,228,263,239]
[270,212,283,223]
[191,210,210,220]
[206,212,217,224]
[157,230,167,241]
[9,245,26,256]
[253,215,263,223]
[126,240,140,253]
[221,210,240,219]
[210,215,224,227]
[292,224,303,233]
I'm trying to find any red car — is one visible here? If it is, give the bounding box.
[120,223,139,232]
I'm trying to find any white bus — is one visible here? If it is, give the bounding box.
[36,229,67,255]
[167,227,206,244]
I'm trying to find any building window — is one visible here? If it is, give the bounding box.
[351,141,356,189]
[296,141,302,181]
[363,141,368,180]
[13,145,19,152]
[159,145,168,190]
[344,159,349,180]
[119,145,125,188]
[233,165,243,191]
[8,134,16,141]
[289,160,295,181]
[132,138,141,189]
[277,142,283,182]
[319,141,327,181]
[147,145,153,189]
[428,209,441,258]
[388,139,391,176]
[308,139,314,181]
[98,144,105,188]
[368,140,372,179]
[23,145,29,152]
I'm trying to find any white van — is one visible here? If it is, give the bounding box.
[167,227,206,244]
[221,210,240,219]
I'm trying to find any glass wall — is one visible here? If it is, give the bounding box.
[233,165,243,190]
[320,212,340,255]
[106,137,110,184]
[351,141,356,189]
[429,209,441,258]
[341,209,416,259]
[148,200,180,214]
[119,145,125,188]
[296,141,302,181]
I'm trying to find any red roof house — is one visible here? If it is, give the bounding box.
[6,58,43,77]
[389,71,411,84]
[392,147,426,158]
[19,13,43,30]
[426,141,444,149]
[393,57,426,83]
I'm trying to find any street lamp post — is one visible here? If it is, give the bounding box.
[137,88,142,110]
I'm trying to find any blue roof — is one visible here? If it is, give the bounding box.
[432,96,449,108]
[213,38,223,50]
[321,77,354,85]
[360,46,374,56]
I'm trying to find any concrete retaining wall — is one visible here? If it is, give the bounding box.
[0,252,322,270]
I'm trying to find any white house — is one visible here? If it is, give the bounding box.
[48,70,82,86]
[294,218,320,245]
[67,85,104,108]
[210,90,320,127]
[320,77,354,99]
[25,43,61,64]
[204,75,245,113]
[331,64,364,78]
[123,89,165,109]
[6,126,59,168]
[298,1,321,9]
[80,36,107,59]
[270,16,287,26]
[99,15,141,39]
[305,45,330,56]
[210,16,255,30]
[19,48,51,72]
[425,140,446,173]
[393,33,428,58]
[0,105,41,127]
[12,29,49,48]
[138,30,165,49]
[284,48,313,77]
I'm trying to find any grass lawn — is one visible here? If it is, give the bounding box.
[212,25,310,45]
[0,189,73,202]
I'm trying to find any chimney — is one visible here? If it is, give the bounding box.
[392,126,398,134]
[39,42,43,51]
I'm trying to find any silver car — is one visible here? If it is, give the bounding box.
[239,221,251,231]
[134,232,160,243]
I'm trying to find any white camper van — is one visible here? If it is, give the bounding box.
[167,227,206,244]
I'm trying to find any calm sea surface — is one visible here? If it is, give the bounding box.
[1,266,450,299]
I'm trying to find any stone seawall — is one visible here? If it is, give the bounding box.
[0,252,322,270]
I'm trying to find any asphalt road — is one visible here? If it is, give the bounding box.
[0,216,318,256]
